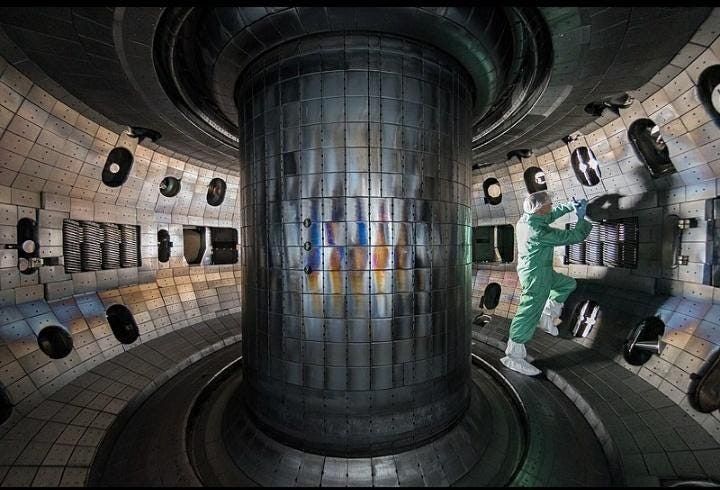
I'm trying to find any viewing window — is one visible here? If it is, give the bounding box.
[0,385,11,426]
[158,229,172,263]
[37,325,73,359]
[628,119,676,178]
[160,176,181,197]
[102,147,133,187]
[207,178,227,206]
[480,282,501,310]
[106,304,139,344]
[697,65,720,127]
[571,147,601,186]
[523,166,547,194]
[483,178,502,205]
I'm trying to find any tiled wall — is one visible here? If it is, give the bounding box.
[472,12,720,436]
[0,58,242,418]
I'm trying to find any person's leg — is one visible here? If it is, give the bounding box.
[502,287,548,376]
[538,271,577,335]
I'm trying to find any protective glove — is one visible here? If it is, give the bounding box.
[574,199,588,220]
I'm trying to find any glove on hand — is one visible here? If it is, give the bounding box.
[574,199,588,220]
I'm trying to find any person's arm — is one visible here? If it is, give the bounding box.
[547,201,576,223]
[536,218,592,246]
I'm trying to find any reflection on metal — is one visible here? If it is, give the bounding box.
[570,147,601,186]
[523,166,547,194]
[564,218,638,268]
[697,65,720,127]
[37,325,73,359]
[571,300,600,338]
[206,178,226,206]
[209,227,238,265]
[106,304,140,345]
[481,282,501,310]
[623,316,665,366]
[102,147,134,187]
[238,33,472,456]
[159,176,181,197]
[183,226,206,265]
[628,118,676,178]
[158,229,172,263]
[483,178,502,205]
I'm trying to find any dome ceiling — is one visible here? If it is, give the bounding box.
[0,7,711,171]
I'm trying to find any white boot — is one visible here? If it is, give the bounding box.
[500,340,541,376]
[538,299,563,336]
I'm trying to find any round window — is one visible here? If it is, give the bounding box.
[160,176,181,197]
[37,325,73,359]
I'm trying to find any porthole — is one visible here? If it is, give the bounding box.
[628,119,676,178]
[0,386,11,426]
[623,316,664,366]
[697,65,720,127]
[106,304,139,345]
[483,178,502,205]
[37,325,73,359]
[102,147,134,187]
[481,282,501,310]
[158,229,172,263]
[570,300,600,337]
[523,166,547,194]
[207,178,227,206]
[571,147,601,186]
[159,176,181,197]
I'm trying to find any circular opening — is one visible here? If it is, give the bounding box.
[109,162,121,173]
[487,183,501,198]
[106,304,140,345]
[37,325,73,359]
[102,147,134,187]
[207,177,227,206]
[160,176,181,197]
[21,239,36,254]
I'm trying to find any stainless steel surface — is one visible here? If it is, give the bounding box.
[239,33,473,456]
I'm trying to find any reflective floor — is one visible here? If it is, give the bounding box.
[89,340,611,487]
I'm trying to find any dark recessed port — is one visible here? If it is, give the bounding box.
[473,225,514,263]
[37,325,73,359]
[697,65,720,128]
[158,229,172,263]
[481,282,501,310]
[571,147,601,186]
[106,304,139,345]
[623,316,665,366]
[183,226,206,265]
[523,166,547,194]
[17,217,38,274]
[207,178,227,206]
[210,227,238,265]
[159,176,181,197]
[571,299,600,337]
[628,118,676,178]
[483,178,502,205]
[0,385,11,426]
[102,147,134,187]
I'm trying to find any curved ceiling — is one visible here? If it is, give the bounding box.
[0,7,711,172]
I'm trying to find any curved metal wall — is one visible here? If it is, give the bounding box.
[237,33,474,455]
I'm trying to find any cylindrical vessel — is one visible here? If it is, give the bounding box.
[237,33,474,456]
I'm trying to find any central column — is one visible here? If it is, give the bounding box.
[237,33,474,456]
